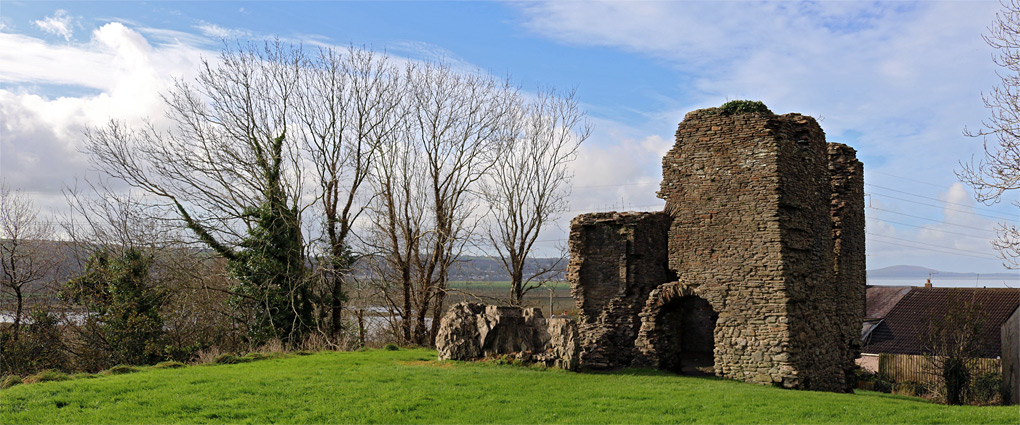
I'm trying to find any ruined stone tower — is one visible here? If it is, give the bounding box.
[567,105,865,392]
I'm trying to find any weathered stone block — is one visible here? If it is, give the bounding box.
[436,302,580,370]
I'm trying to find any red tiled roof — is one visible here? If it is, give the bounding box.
[862,287,1020,358]
[865,285,912,319]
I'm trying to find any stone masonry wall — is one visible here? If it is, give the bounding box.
[566,211,673,369]
[770,114,844,391]
[657,108,796,387]
[828,143,866,389]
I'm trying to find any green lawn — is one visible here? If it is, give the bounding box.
[1,349,1017,424]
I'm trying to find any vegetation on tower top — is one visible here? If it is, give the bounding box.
[718,100,772,115]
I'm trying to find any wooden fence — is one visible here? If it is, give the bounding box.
[878,353,1001,383]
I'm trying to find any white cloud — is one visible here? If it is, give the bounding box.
[513,2,1000,179]
[196,22,252,39]
[34,10,75,41]
[919,183,1001,253]
[568,123,668,214]
[0,23,212,213]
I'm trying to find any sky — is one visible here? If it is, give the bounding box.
[1,1,1018,285]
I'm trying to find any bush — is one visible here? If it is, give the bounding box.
[383,344,399,351]
[62,249,168,367]
[105,365,139,375]
[241,352,276,362]
[718,100,772,115]
[193,347,223,365]
[873,377,893,393]
[257,339,286,355]
[893,381,927,398]
[23,370,69,384]
[971,372,1003,404]
[212,354,251,365]
[1,375,22,389]
[153,360,185,369]
[0,310,69,377]
[854,367,893,393]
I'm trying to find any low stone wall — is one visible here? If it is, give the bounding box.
[435,302,579,370]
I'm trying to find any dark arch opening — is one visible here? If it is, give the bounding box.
[657,295,718,374]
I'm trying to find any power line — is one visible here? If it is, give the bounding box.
[866,232,995,257]
[866,183,1016,216]
[866,238,997,260]
[866,205,999,233]
[867,191,1017,222]
[868,170,953,189]
[867,216,995,240]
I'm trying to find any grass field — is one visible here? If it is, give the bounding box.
[1,349,1017,424]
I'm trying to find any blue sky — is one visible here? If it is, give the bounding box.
[1,1,1018,283]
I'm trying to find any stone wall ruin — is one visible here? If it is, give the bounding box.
[569,106,865,392]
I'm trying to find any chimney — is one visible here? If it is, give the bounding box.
[924,278,932,288]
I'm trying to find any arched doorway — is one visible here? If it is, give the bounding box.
[635,284,718,375]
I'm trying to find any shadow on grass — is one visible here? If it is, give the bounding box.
[853,389,936,404]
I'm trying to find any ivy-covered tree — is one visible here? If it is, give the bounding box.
[62,249,167,367]
[85,43,316,347]
[228,144,312,344]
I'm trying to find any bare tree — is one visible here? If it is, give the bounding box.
[411,62,515,344]
[366,123,428,344]
[298,46,400,339]
[961,0,1020,269]
[367,61,514,345]
[0,182,58,340]
[481,89,589,305]
[62,178,182,256]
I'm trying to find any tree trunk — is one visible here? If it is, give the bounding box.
[356,308,366,348]
[329,267,343,337]
[510,267,524,306]
[401,267,413,343]
[11,285,22,341]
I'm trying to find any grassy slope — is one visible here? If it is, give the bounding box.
[1,349,1016,424]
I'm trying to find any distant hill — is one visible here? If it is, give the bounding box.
[351,255,567,282]
[2,239,570,290]
[867,265,1019,280]
[7,239,1015,287]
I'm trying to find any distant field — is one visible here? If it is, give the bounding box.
[448,281,571,289]
[445,281,576,315]
[2,349,1016,424]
